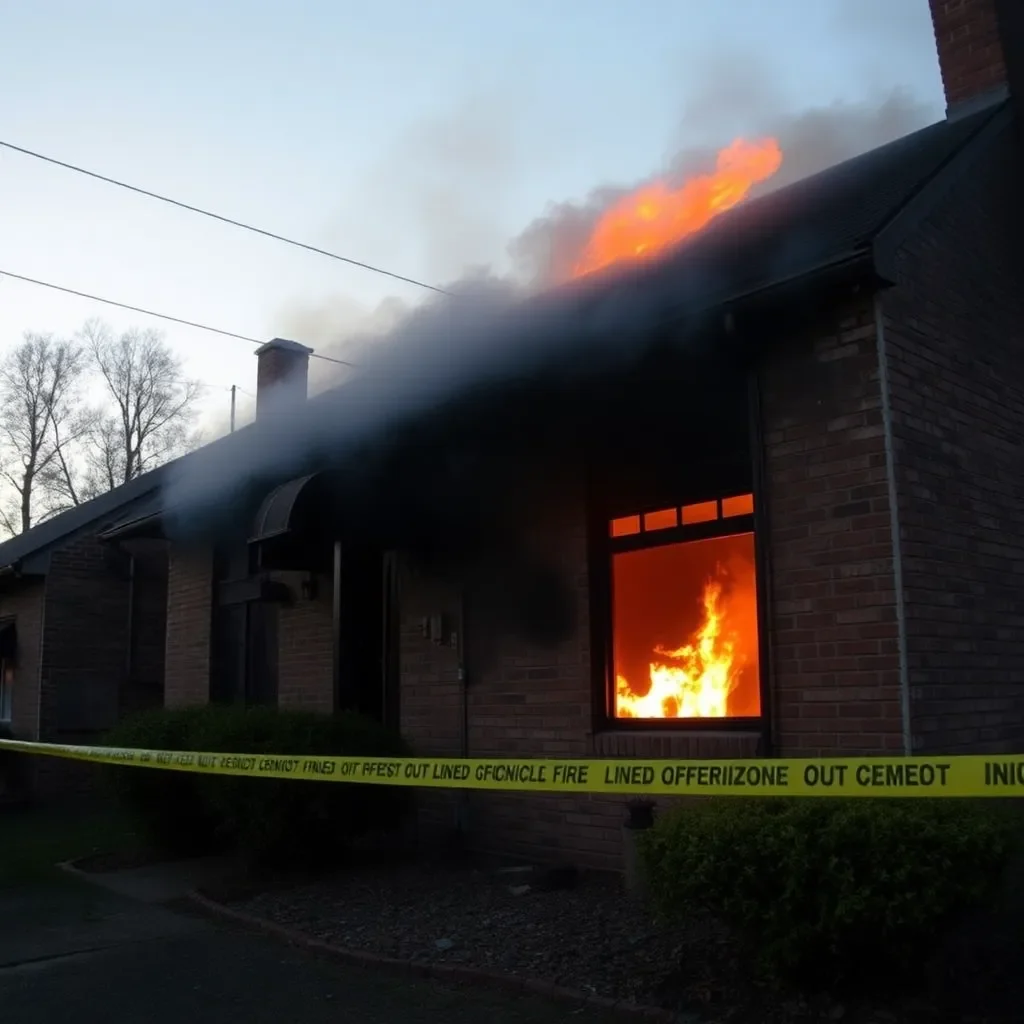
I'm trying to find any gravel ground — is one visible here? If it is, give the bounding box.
[223,858,1024,1024]
[227,861,717,1010]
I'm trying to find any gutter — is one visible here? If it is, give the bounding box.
[98,511,165,542]
[661,248,885,338]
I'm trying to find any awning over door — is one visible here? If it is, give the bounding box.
[249,473,319,544]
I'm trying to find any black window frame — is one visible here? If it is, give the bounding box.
[589,493,769,733]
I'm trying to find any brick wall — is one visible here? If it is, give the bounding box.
[277,570,334,713]
[396,296,914,868]
[397,467,761,868]
[2,535,170,800]
[882,120,1024,753]
[759,297,905,757]
[0,579,45,740]
[27,534,133,797]
[165,546,214,706]
[929,0,1009,109]
[42,534,132,739]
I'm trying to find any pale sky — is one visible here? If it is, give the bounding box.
[1,0,944,437]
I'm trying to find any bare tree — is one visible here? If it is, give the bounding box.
[0,333,87,534]
[76,319,202,494]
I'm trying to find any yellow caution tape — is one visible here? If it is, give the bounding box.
[2,738,1024,797]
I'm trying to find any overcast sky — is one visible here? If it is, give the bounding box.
[1,0,944,436]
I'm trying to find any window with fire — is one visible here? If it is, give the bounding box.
[607,494,760,722]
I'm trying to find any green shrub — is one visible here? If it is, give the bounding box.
[103,706,222,856]
[104,704,413,869]
[190,705,413,868]
[641,798,1018,990]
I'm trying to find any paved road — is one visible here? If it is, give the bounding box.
[0,879,623,1024]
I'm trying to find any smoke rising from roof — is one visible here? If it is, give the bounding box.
[163,71,941,643]
[510,86,935,285]
[169,77,940,503]
[281,72,935,355]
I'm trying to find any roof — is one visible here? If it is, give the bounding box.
[101,99,1014,543]
[564,98,1007,320]
[0,460,173,574]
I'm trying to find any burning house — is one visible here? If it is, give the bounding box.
[92,0,1024,865]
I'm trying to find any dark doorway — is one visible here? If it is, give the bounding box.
[336,543,397,727]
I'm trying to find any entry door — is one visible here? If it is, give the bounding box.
[336,545,386,722]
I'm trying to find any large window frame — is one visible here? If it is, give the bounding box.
[590,491,769,734]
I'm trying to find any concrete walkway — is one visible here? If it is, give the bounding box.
[0,866,627,1024]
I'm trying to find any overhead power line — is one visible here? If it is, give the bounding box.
[0,139,452,296]
[0,268,356,368]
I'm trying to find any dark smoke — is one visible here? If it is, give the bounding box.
[166,72,940,646]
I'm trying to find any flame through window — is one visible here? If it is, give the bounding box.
[609,496,760,721]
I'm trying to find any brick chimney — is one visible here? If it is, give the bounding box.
[930,0,1022,117]
[255,337,314,419]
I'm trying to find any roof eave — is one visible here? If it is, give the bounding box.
[873,101,1014,271]
[693,247,889,344]
[99,512,168,543]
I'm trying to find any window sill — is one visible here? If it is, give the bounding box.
[595,728,763,739]
[592,729,762,759]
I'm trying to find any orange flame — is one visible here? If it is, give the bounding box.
[571,138,783,280]
[615,579,743,719]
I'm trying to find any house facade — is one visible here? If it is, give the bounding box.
[0,478,170,799]
[99,0,1024,867]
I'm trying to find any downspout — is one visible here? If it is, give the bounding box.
[455,588,470,838]
[125,553,136,684]
[332,540,343,713]
[873,295,912,756]
[746,357,775,758]
[34,577,47,743]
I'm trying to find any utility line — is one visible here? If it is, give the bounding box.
[0,139,452,296]
[0,268,356,368]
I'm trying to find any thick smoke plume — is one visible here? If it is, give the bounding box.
[164,71,939,644]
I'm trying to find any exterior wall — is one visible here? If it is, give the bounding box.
[760,298,905,757]
[882,123,1024,753]
[164,546,214,706]
[42,535,131,743]
[929,0,1009,109]
[396,296,911,869]
[0,579,45,741]
[1,535,168,800]
[34,533,137,798]
[276,570,334,713]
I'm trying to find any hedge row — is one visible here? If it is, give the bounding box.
[640,797,1019,989]
[102,705,412,868]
